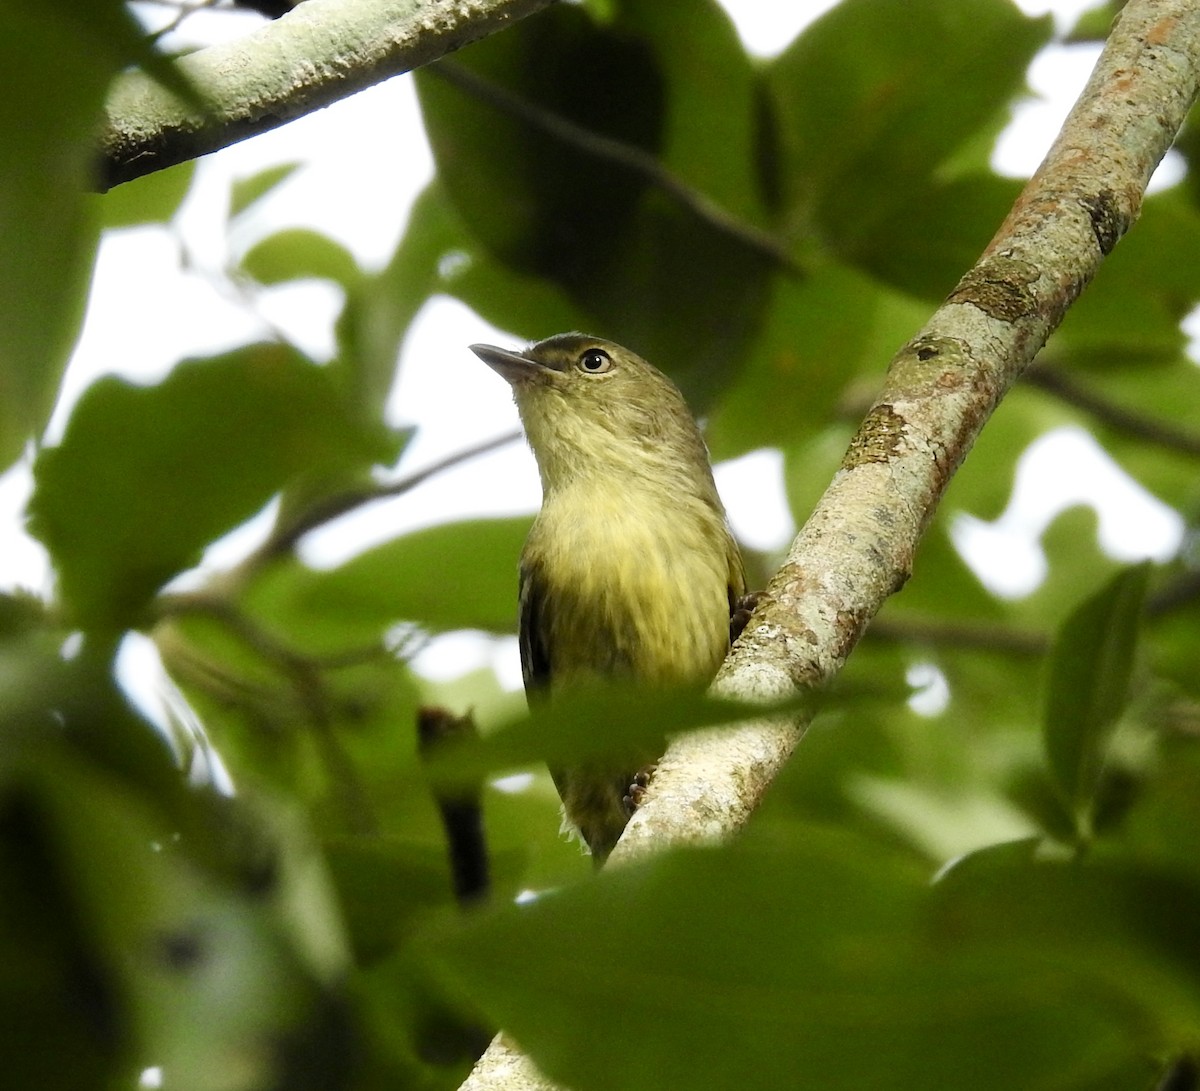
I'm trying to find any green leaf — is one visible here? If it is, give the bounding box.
[429,683,787,785]
[766,0,1050,256]
[1053,191,1200,362]
[263,517,532,637]
[852,174,1025,300]
[240,228,361,289]
[324,838,455,965]
[335,182,464,424]
[932,851,1200,1043]
[782,423,854,529]
[96,160,196,229]
[610,0,767,225]
[229,161,303,219]
[420,827,1152,1091]
[0,1,195,470]
[1042,564,1151,832]
[706,265,882,459]
[29,344,392,629]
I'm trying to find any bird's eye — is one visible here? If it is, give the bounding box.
[577,349,613,374]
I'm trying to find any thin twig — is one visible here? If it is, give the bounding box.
[1026,363,1200,457]
[147,0,227,43]
[867,617,1049,657]
[244,429,523,569]
[1146,570,1200,617]
[154,591,384,833]
[429,60,798,273]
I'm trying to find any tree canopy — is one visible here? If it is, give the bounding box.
[4,1,1200,1089]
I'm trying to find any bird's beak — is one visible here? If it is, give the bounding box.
[470,343,547,386]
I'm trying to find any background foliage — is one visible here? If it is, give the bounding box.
[3,0,1200,1088]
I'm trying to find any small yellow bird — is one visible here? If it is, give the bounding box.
[472,333,748,862]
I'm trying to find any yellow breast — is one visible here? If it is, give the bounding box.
[524,485,734,686]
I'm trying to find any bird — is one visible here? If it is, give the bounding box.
[471,332,748,863]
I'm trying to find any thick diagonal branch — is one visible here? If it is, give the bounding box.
[458,3,1200,1086]
[97,0,556,189]
[619,0,1200,861]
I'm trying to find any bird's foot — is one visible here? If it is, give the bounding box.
[622,764,658,815]
[730,590,765,643]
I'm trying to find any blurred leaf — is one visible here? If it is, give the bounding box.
[1065,3,1122,43]
[29,344,392,629]
[335,182,462,424]
[0,616,352,1088]
[416,6,663,289]
[853,174,1025,300]
[882,521,1004,623]
[1042,563,1151,833]
[240,227,361,290]
[0,1,199,470]
[932,852,1200,1045]
[1122,735,1200,880]
[443,244,591,342]
[325,838,454,966]
[782,423,854,528]
[229,161,303,219]
[96,160,196,229]
[610,0,767,224]
[263,517,532,637]
[421,826,1155,1091]
[429,682,788,785]
[945,384,1071,524]
[0,15,100,467]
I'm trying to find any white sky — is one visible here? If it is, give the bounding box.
[0,0,1188,697]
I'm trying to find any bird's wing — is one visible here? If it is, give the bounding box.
[518,559,553,694]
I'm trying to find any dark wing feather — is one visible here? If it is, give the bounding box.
[518,559,553,695]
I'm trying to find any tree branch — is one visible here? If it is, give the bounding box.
[1025,361,1200,457]
[428,61,797,272]
[458,2,1200,1084]
[866,617,1049,657]
[241,428,521,571]
[97,0,558,190]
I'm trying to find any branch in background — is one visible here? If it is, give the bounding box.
[417,706,491,905]
[429,61,797,273]
[244,429,522,570]
[1026,362,1200,457]
[154,590,384,834]
[98,0,558,189]
[147,0,226,42]
[1147,570,1200,617]
[867,617,1049,657]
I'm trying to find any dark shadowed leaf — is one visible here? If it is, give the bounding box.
[415,0,774,406]
[766,0,1050,261]
[1042,564,1151,832]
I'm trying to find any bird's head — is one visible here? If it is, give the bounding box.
[471,333,714,496]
